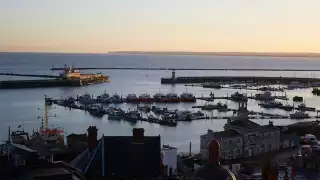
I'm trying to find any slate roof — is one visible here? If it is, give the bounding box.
[228,120,260,129]
[103,136,161,178]
[70,135,161,178]
[260,124,280,133]
[211,130,240,138]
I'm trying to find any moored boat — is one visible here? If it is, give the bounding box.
[201,102,228,110]
[296,103,316,112]
[159,118,177,126]
[126,94,139,102]
[139,93,153,103]
[258,101,283,109]
[108,110,124,120]
[123,110,141,123]
[202,82,222,89]
[147,114,159,122]
[230,92,247,102]
[87,104,105,117]
[78,93,96,104]
[110,94,123,103]
[279,104,294,111]
[137,104,151,112]
[255,91,275,101]
[97,91,111,103]
[290,111,310,119]
[180,92,196,102]
[166,93,180,102]
[153,92,166,102]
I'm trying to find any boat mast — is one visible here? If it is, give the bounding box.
[44,103,48,129]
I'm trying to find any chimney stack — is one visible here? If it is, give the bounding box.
[87,126,98,152]
[132,128,144,143]
[207,139,220,165]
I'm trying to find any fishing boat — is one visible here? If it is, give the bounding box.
[230,92,247,102]
[296,103,316,112]
[290,111,310,119]
[202,82,222,89]
[287,81,308,90]
[78,93,96,104]
[279,104,294,111]
[153,92,166,102]
[139,93,153,103]
[180,92,196,102]
[159,118,177,126]
[126,94,139,102]
[166,93,180,102]
[176,110,193,121]
[137,104,151,112]
[123,110,141,123]
[108,110,124,120]
[201,102,228,110]
[87,104,105,117]
[110,94,123,103]
[147,114,159,122]
[258,101,283,109]
[97,91,111,103]
[151,106,166,114]
[293,96,303,102]
[255,92,275,101]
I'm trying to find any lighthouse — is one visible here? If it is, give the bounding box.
[171,69,176,80]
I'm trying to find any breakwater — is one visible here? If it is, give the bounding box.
[161,76,320,84]
[0,79,81,89]
[51,67,320,71]
[0,72,59,78]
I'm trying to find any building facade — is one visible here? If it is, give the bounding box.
[201,102,283,160]
[162,145,177,176]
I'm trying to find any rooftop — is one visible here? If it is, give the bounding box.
[227,119,260,129]
[211,129,240,138]
[162,145,177,150]
[260,124,280,132]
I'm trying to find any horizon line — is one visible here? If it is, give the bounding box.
[1,51,320,58]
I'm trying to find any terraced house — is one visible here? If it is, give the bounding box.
[200,102,298,161]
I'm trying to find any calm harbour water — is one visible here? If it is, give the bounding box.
[1,52,320,152]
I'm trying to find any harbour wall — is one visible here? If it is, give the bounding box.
[161,76,320,84]
[0,79,81,89]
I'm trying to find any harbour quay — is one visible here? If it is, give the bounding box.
[161,71,320,84]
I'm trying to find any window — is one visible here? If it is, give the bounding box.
[289,140,293,147]
[236,149,241,157]
[228,150,233,159]
[229,139,232,145]
[237,138,240,143]
[222,152,227,158]
[260,145,265,153]
[268,144,272,151]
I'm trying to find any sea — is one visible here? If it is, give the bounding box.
[1,52,320,153]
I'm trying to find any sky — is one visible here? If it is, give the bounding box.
[1,0,320,53]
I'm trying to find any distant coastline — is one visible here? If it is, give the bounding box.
[2,51,320,58]
[109,51,320,58]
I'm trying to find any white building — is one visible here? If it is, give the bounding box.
[162,145,177,176]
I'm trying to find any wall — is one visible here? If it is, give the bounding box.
[200,132,243,160]
[220,137,243,160]
[162,148,177,175]
[243,130,280,157]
